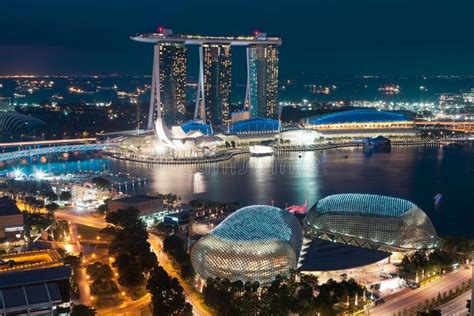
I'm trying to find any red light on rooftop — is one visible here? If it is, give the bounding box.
[253,29,260,36]
[157,25,164,33]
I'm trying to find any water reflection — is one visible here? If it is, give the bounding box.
[3,145,474,237]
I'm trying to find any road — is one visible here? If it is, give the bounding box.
[148,233,212,316]
[56,209,107,229]
[56,209,211,316]
[369,267,472,315]
[439,290,471,316]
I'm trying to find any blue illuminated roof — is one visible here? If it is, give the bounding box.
[229,118,280,134]
[211,205,299,244]
[181,120,212,135]
[317,194,417,217]
[307,110,409,125]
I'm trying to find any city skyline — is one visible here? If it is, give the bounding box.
[1,2,473,315]
[1,0,473,76]
[134,29,282,126]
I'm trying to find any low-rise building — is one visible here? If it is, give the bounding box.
[0,250,71,315]
[163,211,191,231]
[108,194,163,217]
[0,197,24,245]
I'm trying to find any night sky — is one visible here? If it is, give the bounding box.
[1,0,473,77]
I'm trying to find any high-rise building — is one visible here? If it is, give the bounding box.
[246,44,279,118]
[198,44,232,125]
[132,29,281,129]
[149,42,187,128]
[160,43,187,125]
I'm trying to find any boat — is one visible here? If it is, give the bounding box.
[249,145,274,157]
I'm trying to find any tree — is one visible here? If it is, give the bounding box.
[163,234,194,279]
[96,203,109,215]
[86,262,114,280]
[115,253,144,287]
[45,202,59,214]
[147,266,192,316]
[105,207,140,227]
[59,191,72,201]
[105,207,157,287]
[45,191,58,202]
[71,304,95,316]
[92,177,111,190]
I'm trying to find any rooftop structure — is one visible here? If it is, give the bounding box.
[302,110,417,138]
[108,194,163,217]
[228,117,281,134]
[130,30,282,46]
[131,29,281,130]
[305,194,438,252]
[306,109,410,126]
[191,205,302,284]
[299,238,391,272]
[0,250,71,314]
[181,120,213,136]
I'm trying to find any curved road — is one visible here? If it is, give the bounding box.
[56,209,211,316]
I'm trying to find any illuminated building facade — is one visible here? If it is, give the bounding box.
[152,42,187,126]
[305,194,438,252]
[0,250,71,314]
[131,29,281,129]
[246,43,279,118]
[191,205,302,284]
[198,44,232,125]
[302,109,418,138]
[0,197,24,247]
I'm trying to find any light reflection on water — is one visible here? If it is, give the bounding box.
[4,145,474,237]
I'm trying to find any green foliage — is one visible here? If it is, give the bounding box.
[92,177,111,190]
[202,274,356,316]
[0,179,55,199]
[96,203,109,215]
[64,254,81,299]
[105,207,140,227]
[45,202,59,214]
[59,191,72,201]
[86,262,114,280]
[71,304,95,316]
[439,236,474,261]
[86,262,119,297]
[105,207,157,287]
[147,266,192,316]
[399,247,460,280]
[115,253,145,287]
[163,234,194,279]
[90,278,119,296]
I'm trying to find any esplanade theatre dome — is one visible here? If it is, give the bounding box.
[305,194,437,252]
[191,205,303,284]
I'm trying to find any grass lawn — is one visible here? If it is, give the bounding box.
[76,224,102,240]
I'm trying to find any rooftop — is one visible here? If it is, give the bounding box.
[299,238,390,272]
[0,249,63,274]
[211,205,301,245]
[131,30,282,46]
[307,110,411,126]
[317,194,417,217]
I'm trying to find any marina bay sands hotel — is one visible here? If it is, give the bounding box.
[131,29,281,129]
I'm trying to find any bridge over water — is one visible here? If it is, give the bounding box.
[0,139,117,162]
